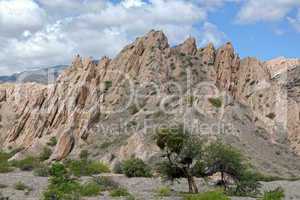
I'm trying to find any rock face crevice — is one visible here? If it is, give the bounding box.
[0,30,300,177]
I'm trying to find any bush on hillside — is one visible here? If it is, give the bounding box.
[14,182,31,191]
[79,181,102,197]
[33,164,50,177]
[155,186,172,197]
[11,157,41,171]
[208,97,222,108]
[64,159,110,177]
[121,158,152,178]
[47,137,57,147]
[109,188,130,197]
[260,187,284,200]
[0,151,13,173]
[39,147,52,161]
[43,163,81,200]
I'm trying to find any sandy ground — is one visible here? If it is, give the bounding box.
[0,171,300,200]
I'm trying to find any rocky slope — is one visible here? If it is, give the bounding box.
[0,30,299,178]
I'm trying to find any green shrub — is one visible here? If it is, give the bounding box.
[104,81,112,91]
[110,188,130,197]
[49,162,68,177]
[261,187,284,200]
[0,151,12,162]
[0,151,13,173]
[227,170,261,197]
[79,150,89,161]
[47,137,57,147]
[79,181,101,197]
[11,157,41,171]
[121,158,152,178]
[65,159,110,177]
[93,176,119,191]
[208,97,222,108]
[43,163,81,200]
[14,182,31,191]
[33,164,50,177]
[156,186,172,197]
[184,190,230,200]
[0,162,13,173]
[39,147,52,161]
[87,161,110,174]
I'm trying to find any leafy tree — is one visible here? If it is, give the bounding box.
[156,126,205,193]
[204,141,245,189]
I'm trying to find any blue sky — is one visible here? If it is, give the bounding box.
[0,0,299,75]
[208,2,300,60]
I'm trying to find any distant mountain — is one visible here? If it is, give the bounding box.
[0,65,68,84]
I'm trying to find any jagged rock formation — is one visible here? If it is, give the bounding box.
[0,30,299,177]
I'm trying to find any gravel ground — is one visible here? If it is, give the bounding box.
[0,171,48,200]
[1,172,300,200]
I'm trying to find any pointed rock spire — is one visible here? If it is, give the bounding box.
[72,54,83,68]
[143,30,169,50]
[202,42,216,65]
[177,37,197,56]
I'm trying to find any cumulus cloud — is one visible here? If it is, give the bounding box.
[0,0,229,75]
[0,0,46,37]
[36,0,106,18]
[236,0,300,24]
[0,21,76,75]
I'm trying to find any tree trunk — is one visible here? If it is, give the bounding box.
[187,175,199,193]
[187,176,193,193]
[221,171,227,190]
[221,171,224,183]
[191,176,199,193]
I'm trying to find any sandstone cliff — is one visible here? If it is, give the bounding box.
[0,30,299,178]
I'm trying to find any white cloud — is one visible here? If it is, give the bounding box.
[36,0,106,18]
[122,0,145,8]
[0,0,229,75]
[197,0,241,9]
[236,0,300,24]
[0,0,46,37]
[0,21,75,75]
[288,10,300,32]
[199,22,227,46]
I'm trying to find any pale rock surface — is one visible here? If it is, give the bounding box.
[0,30,299,178]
